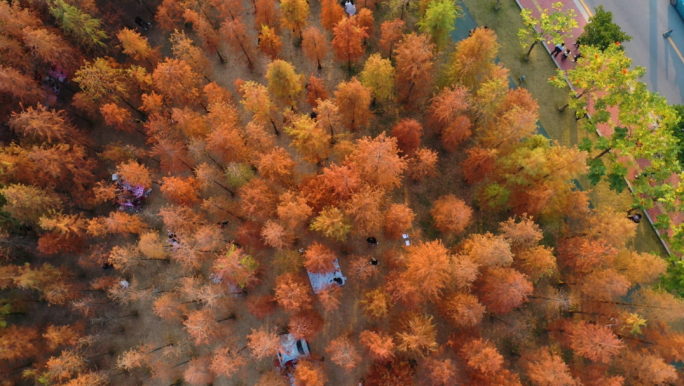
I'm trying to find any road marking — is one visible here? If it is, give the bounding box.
[667,36,684,65]
[577,0,593,17]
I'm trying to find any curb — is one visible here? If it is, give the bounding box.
[511,0,672,255]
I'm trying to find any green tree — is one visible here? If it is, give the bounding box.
[417,0,462,51]
[577,6,632,51]
[518,2,578,60]
[550,44,679,195]
[668,105,684,166]
[48,0,107,49]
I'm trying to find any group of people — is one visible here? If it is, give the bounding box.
[35,64,68,96]
[112,174,151,212]
[551,41,582,62]
[468,26,489,37]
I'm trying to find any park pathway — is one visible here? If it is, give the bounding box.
[513,0,678,254]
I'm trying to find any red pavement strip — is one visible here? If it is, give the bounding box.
[513,0,674,254]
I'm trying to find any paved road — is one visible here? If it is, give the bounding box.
[580,0,684,105]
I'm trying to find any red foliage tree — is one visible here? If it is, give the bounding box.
[391,118,423,155]
[461,147,498,184]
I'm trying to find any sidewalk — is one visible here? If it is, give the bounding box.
[515,0,676,254]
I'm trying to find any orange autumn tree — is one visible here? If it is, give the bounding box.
[221,18,257,68]
[478,267,533,314]
[320,0,345,32]
[326,336,361,371]
[568,321,623,363]
[305,75,329,107]
[359,330,395,362]
[430,194,473,235]
[348,132,406,190]
[247,326,281,360]
[100,103,136,133]
[407,147,438,181]
[117,28,155,63]
[293,360,328,386]
[9,104,77,143]
[332,16,368,71]
[428,85,472,151]
[524,347,576,386]
[401,240,452,300]
[152,58,202,106]
[160,176,201,206]
[303,242,337,274]
[258,25,282,60]
[383,203,415,239]
[334,77,372,131]
[460,338,504,375]
[439,292,485,328]
[274,273,313,312]
[395,33,435,106]
[255,0,280,32]
[302,26,329,69]
[379,18,406,59]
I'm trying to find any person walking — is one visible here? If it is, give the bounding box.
[344,0,356,16]
[551,42,564,57]
[664,29,674,38]
[366,236,378,246]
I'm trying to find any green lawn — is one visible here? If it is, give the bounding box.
[460,0,668,256]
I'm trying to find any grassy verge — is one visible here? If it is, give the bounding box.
[461,0,668,256]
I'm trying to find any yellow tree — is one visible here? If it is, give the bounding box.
[240,80,280,135]
[360,53,395,104]
[285,114,331,164]
[117,28,156,63]
[266,60,305,107]
[258,25,282,60]
[280,0,309,37]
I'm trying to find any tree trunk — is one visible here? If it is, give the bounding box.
[593,147,611,160]
[495,0,501,10]
[526,40,538,60]
[270,118,280,135]
[216,49,225,64]
[558,103,569,112]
